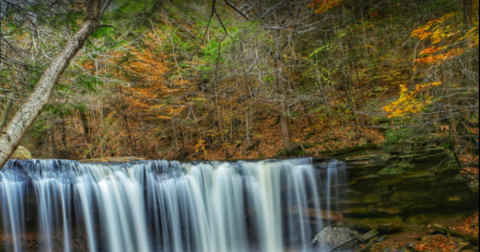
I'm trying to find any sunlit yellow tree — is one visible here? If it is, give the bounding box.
[385,9,479,118]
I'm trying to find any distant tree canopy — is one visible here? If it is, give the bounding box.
[0,0,477,165]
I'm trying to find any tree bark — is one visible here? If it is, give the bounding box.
[463,0,473,28]
[0,0,110,168]
[278,63,295,155]
[60,115,68,148]
[79,109,92,143]
[0,94,13,131]
[279,94,295,154]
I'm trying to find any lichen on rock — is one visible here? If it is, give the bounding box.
[11,146,32,159]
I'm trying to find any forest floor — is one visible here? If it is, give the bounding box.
[156,114,386,161]
[361,212,479,252]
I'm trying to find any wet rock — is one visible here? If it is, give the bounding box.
[344,216,406,232]
[304,227,359,251]
[80,157,145,163]
[11,146,32,159]
[318,145,478,232]
[358,229,379,242]
[382,248,408,252]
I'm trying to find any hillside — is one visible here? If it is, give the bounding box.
[0,0,477,168]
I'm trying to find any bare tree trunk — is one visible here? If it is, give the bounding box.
[0,94,13,130]
[49,128,56,157]
[277,62,295,154]
[79,109,91,143]
[60,115,68,148]
[245,109,250,146]
[0,0,111,168]
[463,0,474,58]
[312,62,337,138]
[59,115,70,158]
[276,55,295,155]
[463,0,473,28]
[279,93,295,154]
[299,101,313,127]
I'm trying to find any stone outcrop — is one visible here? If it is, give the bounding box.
[313,145,478,232]
[80,157,146,163]
[307,227,359,251]
[11,146,32,160]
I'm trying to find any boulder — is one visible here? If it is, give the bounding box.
[303,227,359,251]
[11,146,32,159]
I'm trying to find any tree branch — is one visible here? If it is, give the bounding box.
[100,0,113,18]
[224,0,249,20]
[98,24,116,29]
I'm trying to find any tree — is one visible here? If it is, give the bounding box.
[0,0,113,169]
[122,30,193,120]
[378,1,479,167]
[223,0,322,154]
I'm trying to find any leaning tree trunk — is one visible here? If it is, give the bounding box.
[279,93,295,154]
[0,94,13,130]
[0,0,110,169]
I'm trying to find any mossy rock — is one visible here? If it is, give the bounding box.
[344,216,406,232]
[11,146,32,159]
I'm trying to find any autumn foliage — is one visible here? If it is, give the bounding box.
[384,82,442,118]
[412,12,479,65]
[385,7,479,119]
[309,0,345,14]
[1,0,474,172]
[0,1,476,251]
[120,30,194,120]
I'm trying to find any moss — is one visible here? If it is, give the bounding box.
[11,146,32,159]
[319,143,380,159]
[344,216,406,232]
[379,163,414,175]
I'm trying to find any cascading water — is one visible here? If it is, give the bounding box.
[0,158,347,252]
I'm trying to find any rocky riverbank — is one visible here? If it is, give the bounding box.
[309,144,479,252]
[2,145,477,252]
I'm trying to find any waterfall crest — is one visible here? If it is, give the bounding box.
[0,158,347,252]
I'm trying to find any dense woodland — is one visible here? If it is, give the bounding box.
[0,0,478,165]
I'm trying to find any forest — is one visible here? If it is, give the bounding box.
[0,0,479,251]
[0,0,477,164]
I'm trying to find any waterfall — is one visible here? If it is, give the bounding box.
[0,158,347,252]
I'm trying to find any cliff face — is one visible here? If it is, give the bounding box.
[313,146,478,232]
